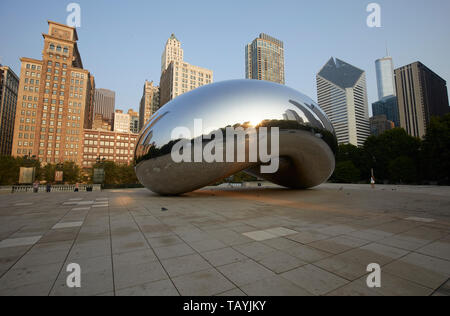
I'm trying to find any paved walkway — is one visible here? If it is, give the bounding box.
[0,184,449,296]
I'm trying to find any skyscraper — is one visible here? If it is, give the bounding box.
[246,33,285,85]
[161,34,184,73]
[94,88,115,122]
[159,34,213,107]
[372,95,400,127]
[316,57,370,147]
[11,21,95,164]
[375,56,396,99]
[139,80,160,130]
[0,65,19,156]
[395,61,450,138]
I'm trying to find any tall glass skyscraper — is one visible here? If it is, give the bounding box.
[245,34,285,85]
[316,58,370,147]
[375,56,396,99]
[372,95,400,127]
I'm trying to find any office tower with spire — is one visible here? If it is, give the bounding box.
[245,33,285,85]
[161,34,184,73]
[372,54,400,129]
[159,34,213,106]
[375,56,396,99]
[316,57,370,147]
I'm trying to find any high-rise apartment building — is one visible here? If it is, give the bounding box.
[128,109,139,134]
[139,80,160,130]
[395,61,450,138]
[161,34,184,73]
[246,33,285,85]
[113,110,130,133]
[11,21,95,165]
[317,57,370,147]
[0,65,19,156]
[94,88,115,121]
[160,61,213,106]
[375,56,396,99]
[372,95,400,127]
[159,34,213,107]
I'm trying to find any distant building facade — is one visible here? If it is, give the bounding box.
[370,115,395,136]
[395,61,450,138]
[11,21,95,165]
[372,95,400,127]
[375,56,396,99]
[316,57,370,147]
[82,129,137,168]
[113,110,130,133]
[139,80,160,130]
[128,109,139,134]
[0,65,19,156]
[92,113,112,131]
[160,61,213,106]
[246,33,285,84]
[159,34,213,107]
[94,88,115,121]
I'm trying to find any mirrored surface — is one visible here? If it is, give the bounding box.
[135,79,337,195]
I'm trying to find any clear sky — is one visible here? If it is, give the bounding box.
[1,0,449,114]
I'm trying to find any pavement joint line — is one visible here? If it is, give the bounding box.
[126,201,190,296]
[48,212,87,296]
[107,198,116,296]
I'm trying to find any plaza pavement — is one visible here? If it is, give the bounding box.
[0,183,449,296]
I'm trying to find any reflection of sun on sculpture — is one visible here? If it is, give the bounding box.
[135,80,337,195]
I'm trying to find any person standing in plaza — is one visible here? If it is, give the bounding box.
[33,181,39,193]
[370,176,376,189]
[46,182,52,193]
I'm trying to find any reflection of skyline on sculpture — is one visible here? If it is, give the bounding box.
[135,80,337,195]
[137,80,332,152]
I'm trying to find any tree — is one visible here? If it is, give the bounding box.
[364,128,421,182]
[332,161,361,183]
[0,156,41,185]
[389,156,417,184]
[335,144,371,181]
[91,161,138,185]
[41,164,56,183]
[62,161,81,184]
[421,114,450,184]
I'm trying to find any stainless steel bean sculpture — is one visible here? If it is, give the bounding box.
[135,80,337,195]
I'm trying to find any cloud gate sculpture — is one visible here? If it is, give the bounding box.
[135,79,337,195]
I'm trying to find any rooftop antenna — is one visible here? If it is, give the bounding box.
[385,41,389,57]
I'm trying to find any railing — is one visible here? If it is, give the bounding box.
[10,184,102,193]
